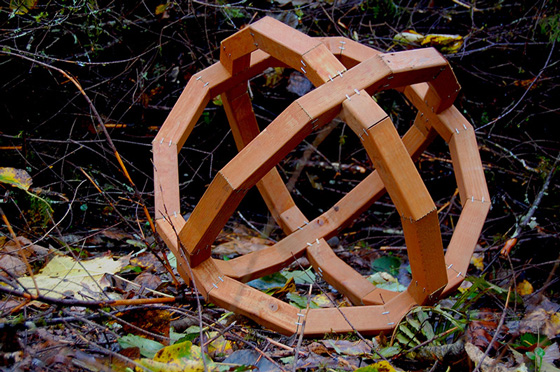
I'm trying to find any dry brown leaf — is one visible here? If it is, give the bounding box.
[0,254,27,277]
[213,237,272,256]
[133,271,162,291]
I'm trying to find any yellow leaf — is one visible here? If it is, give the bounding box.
[421,34,464,53]
[155,4,168,15]
[471,252,484,271]
[516,279,534,296]
[136,341,218,372]
[393,30,425,45]
[356,360,397,372]
[18,254,128,299]
[0,167,32,190]
[9,0,37,14]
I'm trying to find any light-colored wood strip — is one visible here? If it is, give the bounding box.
[155,77,210,149]
[249,17,322,71]
[153,142,180,219]
[219,27,256,74]
[341,93,435,220]
[222,84,306,233]
[193,259,299,335]
[304,290,417,336]
[301,43,347,86]
[448,120,491,205]
[156,217,190,283]
[221,102,315,190]
[179,171,246,267]
[306,240,389,305]
[442,200,490,295]
[401,209,447,304]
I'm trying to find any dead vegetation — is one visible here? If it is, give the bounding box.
[0,0,559,371]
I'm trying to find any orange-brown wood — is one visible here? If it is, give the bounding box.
[153,16,489,336]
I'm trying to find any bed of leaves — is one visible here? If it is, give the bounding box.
[1,0,559,371]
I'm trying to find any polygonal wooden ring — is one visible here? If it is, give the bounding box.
[153,17,490,336]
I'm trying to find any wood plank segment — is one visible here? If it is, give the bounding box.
[222,83,306,234]
[318,36,380,68]
[301,43,347,86]
[341,93,435,220]
[220,102,316,190]
[219,27,255,74]
[155,77,210,150]
[153,142,180,219]
[216,112,435,291]
[179,171,246,267]
[192,259,299,335]
[449,125,490,206]
[304,290,417,336]
[442,200,490,295]
[402,209,447,304]
[306,240,395,305]
[155,217,190,283]
[249,17,323,71]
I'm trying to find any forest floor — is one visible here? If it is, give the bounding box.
[0,1,559,371]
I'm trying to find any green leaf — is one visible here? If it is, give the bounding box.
[286,292,319,309]
[118,334,164,358]
[371,255,401,276]
[247,272,287,291]
[282,267,316,285]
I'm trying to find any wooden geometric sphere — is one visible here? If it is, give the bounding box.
[153,17,490,336]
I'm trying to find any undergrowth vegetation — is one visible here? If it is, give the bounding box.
[0,0,559,371]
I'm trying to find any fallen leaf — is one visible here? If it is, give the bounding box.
[8,0,37,15]
[355,360,398,372]
[213,237,272,256]
[517,280,534,296]
[0,253,27,277]
[465,342,527,372]
[471,252,485,271]
[0,167,32,190]
[133,271,162,290]
[224,349,280,371]
[18,254,129,299]
[321,340,373,356]
[118,334,164,358]
[136,340,217,371]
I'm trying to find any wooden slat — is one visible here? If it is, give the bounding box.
[301,43,347,86]
[442,200,490,295]
[179,171,246,267]
[156,217,190,283]
[220,102,314,190]
[401,209,447,304]
[153,142,180,219]
[341,93,435,220]
[448,119,490,206]
[222,83,306,234]
[192,259,299,335]
[249,17,322,71]
[155,77,210,150]
[219,27,255,74]
[306,240,391,305]
[304,290,417,336]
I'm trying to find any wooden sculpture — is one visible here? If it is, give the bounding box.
[153,17,490,336]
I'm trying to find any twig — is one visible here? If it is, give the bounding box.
[477,40,555,132]
[472,286,512,372]
[0,285,176,308]
[292,284,312,372]
[501,155,558,255]
[0,207,39,295]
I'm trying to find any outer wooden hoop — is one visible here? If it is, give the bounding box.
[153,17,490,336]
